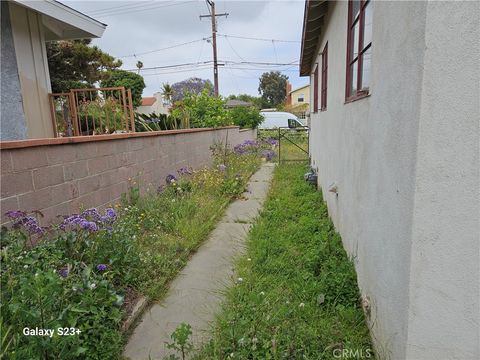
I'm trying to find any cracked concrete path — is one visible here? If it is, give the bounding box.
[123,163,275,360]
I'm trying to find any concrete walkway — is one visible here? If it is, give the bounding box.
[124,163,275,360]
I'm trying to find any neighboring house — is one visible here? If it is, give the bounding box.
[225,99,253,108]
[300,1,478,359]
[0,0,106,141]
[136,92,169,115]
[285,82,310,119]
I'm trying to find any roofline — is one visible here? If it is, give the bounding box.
[289,84,310,94]
[12,0,106,38]
[299,0,329,76]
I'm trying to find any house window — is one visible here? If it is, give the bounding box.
[321,42,328,111]
[297,94,304,103]
[346,0,372,101]
[313,65,319,112]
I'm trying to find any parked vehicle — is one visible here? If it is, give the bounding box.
[259,111,307,129]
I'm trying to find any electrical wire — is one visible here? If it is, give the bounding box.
[118,37,211,58]
[217,34,301,43]
[89,1,196,18]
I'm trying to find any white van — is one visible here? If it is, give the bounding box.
[259,111,306,129]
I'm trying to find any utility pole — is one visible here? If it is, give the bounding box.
[200,0,228,96]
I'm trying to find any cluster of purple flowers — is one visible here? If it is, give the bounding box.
[177,167,192,176]
[58,268,69,278]
[234,140,258,155]
[262,149,277,161]
[59,207,117,232]
[165,174,177,184]
[217,164,227,171]
[264,138,279,147]
[6,210,46,235]
[96,264,107,272]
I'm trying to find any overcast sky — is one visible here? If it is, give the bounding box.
[65,0,308,97]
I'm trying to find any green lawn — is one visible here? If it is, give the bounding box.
[196,163,374,359]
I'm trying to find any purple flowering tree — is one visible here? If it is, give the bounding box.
[171,77,213,103]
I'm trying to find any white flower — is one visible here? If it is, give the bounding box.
[23,265,28,269]
[171,199,176,203]
[260,291,265,296]
[237,277,243,282]
[299,302,305,308]
[177,187,181,191]
[247,258,251,261]
[35,272,39,277]
[72,286,78,292]
[89,283,97,289]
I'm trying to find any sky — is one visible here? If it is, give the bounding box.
[64,0,308,98]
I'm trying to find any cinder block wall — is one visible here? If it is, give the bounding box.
[0,127,256,225]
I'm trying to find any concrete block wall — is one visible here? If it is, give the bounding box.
[0,127,256,225]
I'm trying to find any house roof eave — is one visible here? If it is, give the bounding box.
[12,0,106,40]
[299,0,329,76]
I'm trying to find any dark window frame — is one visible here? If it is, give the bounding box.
[345,0,372,102]
[313,64,319,113]
[321,42,328,111]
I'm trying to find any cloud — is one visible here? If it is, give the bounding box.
[64,0,309,97]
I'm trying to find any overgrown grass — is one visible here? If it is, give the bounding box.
[196,163,374,359]
[0,142,270,359]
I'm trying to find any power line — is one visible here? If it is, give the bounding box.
[89,1,196,18]
[129,60,299,72]
[87,1,158,15]
[118,37,211,58]
[217,33,301,43]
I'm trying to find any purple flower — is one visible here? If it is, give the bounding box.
[96,264,107,272]
[79,220,97,232]
[243,139,257,146]
[81,208,101,221]
[60,215,97,232]
[166,174,177,184]
[177,167,192,176]
[11,214,45,235]
[100,208,117,224]
[58,268,69,278]
[262,149,276,161]
[265,138,279,147]
[217,164,227,171]
[5,210,26,219]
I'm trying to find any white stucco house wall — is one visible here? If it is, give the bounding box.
[136,92,170,115]
[300,1,479,359]
[0,0,106,140]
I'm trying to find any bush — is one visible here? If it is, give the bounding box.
[171,89,231,128]
[100,70,145,108]
[228,106,264,129]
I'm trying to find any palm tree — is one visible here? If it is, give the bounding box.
[162,83,173,105]
[136,61,143,74]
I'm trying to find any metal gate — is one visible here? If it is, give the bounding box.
[278,125,309,163]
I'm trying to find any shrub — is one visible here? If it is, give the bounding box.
[171,89,231,128]
[228,106,264,129]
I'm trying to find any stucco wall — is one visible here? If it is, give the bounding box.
[9,2,54,139]
[308,0,479,358]
[0,127,256,226]
[405,1,480,359]
[1,1,28,140]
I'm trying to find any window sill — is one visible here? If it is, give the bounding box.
[345,92,370,104]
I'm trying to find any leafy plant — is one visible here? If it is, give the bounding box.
[171,89,230,128]
[228,106,264,129]
[101,70,146,107]
[165,323,193,360]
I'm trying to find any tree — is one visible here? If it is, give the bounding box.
[136,61,143,74]
[100,70,146,108]
[258,71,288,108]
[162,83,174,105]
[46,39,122,93]
[171,77,213,103]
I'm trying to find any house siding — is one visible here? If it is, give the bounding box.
[1,1,28,140]
[9,2,54,139]
[307,1,479,359]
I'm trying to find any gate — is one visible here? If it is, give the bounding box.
[277,124,309,163]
